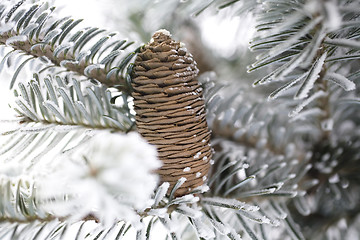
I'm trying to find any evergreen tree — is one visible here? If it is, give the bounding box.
[0,0,359,239]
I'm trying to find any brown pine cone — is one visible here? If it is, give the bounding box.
[131,30,213,196]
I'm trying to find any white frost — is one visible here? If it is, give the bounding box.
[295,52,327,100]
[290,107,324,122]
[324,1,342,31]
[153,182,170,207]
[5,35,28,46]
[37,131,161,226]
[84,63,105,76]
[150,29,171,43]
[202,197,260,212]
[321,118,334,131]
[267,17,323,61]
[154,29,171,37]
[289,90,327,117]
[329,174,340,184]
[194,152,201,159]
[193,184,210,193]
[193,218,216,239]
[326,72,356,91]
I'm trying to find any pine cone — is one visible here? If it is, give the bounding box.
[131,30,213,196]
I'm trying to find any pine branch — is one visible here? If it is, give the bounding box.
[0,71,133,167]
[0,176,50,224]
[249,0,359,119]
[199,73,318,158]
[0,219,135,240]
[0,1,137,91]
[11,73,134,131]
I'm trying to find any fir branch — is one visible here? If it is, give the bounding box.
[0,1,138,91]
[12,74,134,131]
[0,122,92,170]
[0,219,134,240]
[249,0,359,117]
[199,73,316,158]
[0,175,51,224]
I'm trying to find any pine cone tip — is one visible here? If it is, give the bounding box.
[150,29,172,43]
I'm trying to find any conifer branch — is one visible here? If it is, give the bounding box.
[0,1,137,91]
[250,0,359,119]
[200,74,312,159]
[11,73,134,132]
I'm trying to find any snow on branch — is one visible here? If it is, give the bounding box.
[37,131,161,227]
[0,1,137,91]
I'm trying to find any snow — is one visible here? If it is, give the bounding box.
[177,204,202,218]
[341,179,349,189]
[150,29,171,43]
[267,16,323,62]
[147,208,168,217]
[154,29,171,37]
[202,197,260,212]
[209,218,231,235]
[326,38,360,50]
[288,173,296,179]
[237,168,247,179]
[37,131,161,227]
[53,42,75,57]
[295,52,327,100]
[289,90,327,117]
[324,1,342,31]
[193,218,216,239]
[0,161,24,177]
[171,194,199,205]
[193,184,209,193]
[196,172,201,178]
[326,72,356,91]
[0,23,13,34]
[277,49,309,80]
[183,167,191,172]
[329,174,340,184]
[43,29,62,43]
[154,182,170,207]
[321,118,334,131]
[21,23,39,35]
[194,152,201,159]
[263,12,305,38]
[290,107,324,122]
[301,30,327,68]
[177,177,187,188]
[269,72,307,100]
[322,153,331,162]
[84,64,105,76]
[5,35,28,46]
[60,59,79,68]
[76,50,91,61]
